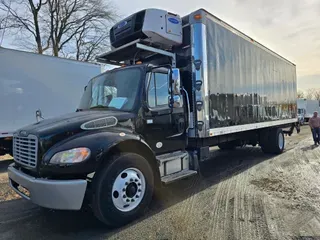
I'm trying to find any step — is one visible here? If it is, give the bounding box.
[161,170,198,184]
[157,151,188,163]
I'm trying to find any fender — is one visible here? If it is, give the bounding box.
[40,129,159,181]
[96,133,161,187]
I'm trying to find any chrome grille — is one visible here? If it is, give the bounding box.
[13,134,38,168]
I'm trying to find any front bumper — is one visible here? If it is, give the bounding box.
[8,164,87,210]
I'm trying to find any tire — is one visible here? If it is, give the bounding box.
[271,128,285,154]
[260,128,285,154]
[218,141,236,151]
[91,153,154,227]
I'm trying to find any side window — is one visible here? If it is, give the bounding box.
[148,75,156,108]
[147,72,169,108]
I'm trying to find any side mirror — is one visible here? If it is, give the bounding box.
[169,68,182,108]
[84,86,87,91]
[171,68,181,94]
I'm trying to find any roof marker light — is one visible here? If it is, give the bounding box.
[194,14,202,20]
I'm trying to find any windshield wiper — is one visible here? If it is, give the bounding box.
[89,105,119,110]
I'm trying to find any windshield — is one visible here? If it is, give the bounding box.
[78,68,142,111]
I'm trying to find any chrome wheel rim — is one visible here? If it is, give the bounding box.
[112,168,146,212]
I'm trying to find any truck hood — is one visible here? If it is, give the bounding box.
[16,110,135,137]
[14,110,137,167]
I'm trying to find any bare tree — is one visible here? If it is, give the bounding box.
[313,89,320,100]
[0,0,117,61]
[0,0,50,53]
[297,90,305,99]
[74,25,109,61]
[0,12,7,44]
[305,88,315,100]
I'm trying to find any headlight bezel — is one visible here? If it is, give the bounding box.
[49,147,91,165]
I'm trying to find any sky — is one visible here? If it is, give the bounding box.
[2,0,320,91]
[113,0,320,91]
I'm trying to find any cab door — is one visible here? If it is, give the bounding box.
[143,69,186,154]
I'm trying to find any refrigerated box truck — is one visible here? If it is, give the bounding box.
[8,8,298,227]
[0,48,103,155]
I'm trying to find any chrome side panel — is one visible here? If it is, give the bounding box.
[191,23,210,138]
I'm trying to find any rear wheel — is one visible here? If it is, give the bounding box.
[91,153,154,227]
[273,128,285,154]
[260,128,285,154]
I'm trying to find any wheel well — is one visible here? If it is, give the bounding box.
[102,140,161,187]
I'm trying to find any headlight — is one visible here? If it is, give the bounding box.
[50,147,91,164]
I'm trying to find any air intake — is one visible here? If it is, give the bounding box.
[81,117,118,130]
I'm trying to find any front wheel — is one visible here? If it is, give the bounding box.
[91,153,154,227]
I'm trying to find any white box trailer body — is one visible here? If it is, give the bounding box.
[305,99,320,121]
[0,47,103,154]
[297,98,307,124]
[297,99,307,112]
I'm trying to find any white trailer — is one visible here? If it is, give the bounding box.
[297,98,307,124]
[305,99,320,122]
[0,47,103,155]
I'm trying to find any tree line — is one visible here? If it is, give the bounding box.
[0,0,117,61]
[298,89,320,100]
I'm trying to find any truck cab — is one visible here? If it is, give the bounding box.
[78,63,187,154]
[8,9,194,227]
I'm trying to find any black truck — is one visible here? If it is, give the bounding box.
[8,8,298,227]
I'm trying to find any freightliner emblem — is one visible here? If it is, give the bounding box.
[19,130,28,137]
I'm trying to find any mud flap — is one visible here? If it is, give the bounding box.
[283,123,300,136]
